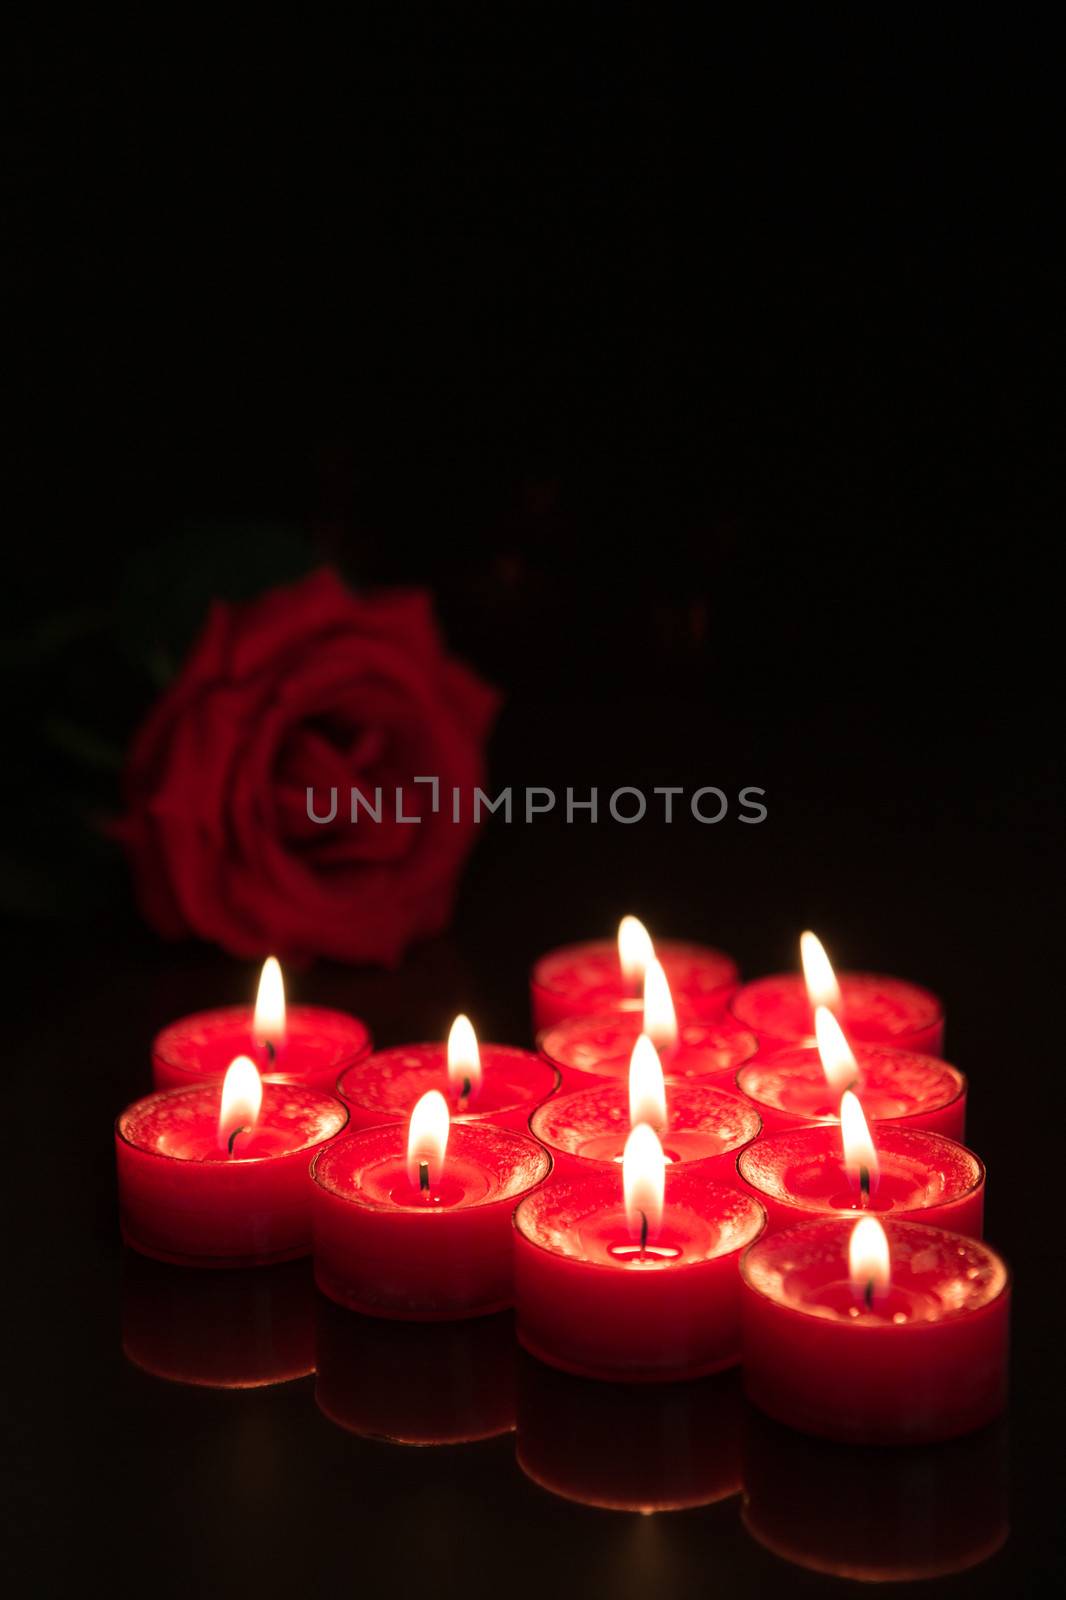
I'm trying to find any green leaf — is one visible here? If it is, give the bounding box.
[44,717,125,772]
[116,522,317,674]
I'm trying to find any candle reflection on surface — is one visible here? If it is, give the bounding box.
[516,1355,743,1513]
[314,1297,516,1445]
[742,1408,1008,1581]
[121,1251,315,1389]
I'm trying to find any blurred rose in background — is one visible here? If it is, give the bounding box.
[119,569,499,965]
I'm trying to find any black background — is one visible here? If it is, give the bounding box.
[5,11,1064,1597]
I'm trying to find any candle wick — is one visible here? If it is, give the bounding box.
[639,1209,648,1254]
[227,1125,248,1155]
[859,1164,871,1204]
[419,1159,430,1193]
[864,1277,874,1311]
[264,1039,276,1065]
[459,1076,471,1106]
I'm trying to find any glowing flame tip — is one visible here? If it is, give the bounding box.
[447,1013,482,1098]
[800,930,842,1012]
[849,1215,891,1303]
[642,957,678,1050]
[840,1088,879,1201]
[815,1005,858,1093]
[218,1055,263,1151]
[628,1033,668,1129]
[407,1090,450,1190]
[253,956,286,1043]
[618,916,655,984]
[623,1122,666,1241]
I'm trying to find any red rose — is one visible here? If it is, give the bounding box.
[119,568,500,965]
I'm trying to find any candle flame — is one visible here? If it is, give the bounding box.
[407,1090,450,1190]
[642,957,679,1050]
[848,1215,891,1303]
[814,1005,858,1094]
[840,1088,880,1202]
[218,1055,263,1152]
[628,1033,668,1129]
[253,956,286,1043]
[447,1013,482,1099]
[618,915,655,985]
[800,930,842,1013]
[623,1122,666,1241]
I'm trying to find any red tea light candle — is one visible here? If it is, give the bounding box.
[312,1092,551,1319]
[116,1057,348,1267]
[539,958,758,1094]
[740,1216,1010,1444]
[315,1300,517,1445]
[121,1254,315,1388]
[530,1034,761,1185]
[153,957,372,1094]
[517,1356,744,1513]
[737,1091,985,1237]
[736,1007,967,1139]
[531,915,739,1033]
[337,1015,559,1135]
[742,1410,1009,1582]
[731,930,944,1055]
[514,1125,766,1382]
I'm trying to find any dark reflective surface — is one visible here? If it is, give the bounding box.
[9,878,1059,1599]
[517,1356,743,1512]
[742,1410,1009,1583]
[316,1301,517,1445]
[121,1254,316,1390]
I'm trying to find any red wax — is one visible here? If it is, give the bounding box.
[740,1218,1010,1444]
[513,1169,766,1382]
[315,1300,516,1445]
[731,972,944,1055]
[121,1254,315,1388]
[152,1004,371,1094]
[311,1122,551,1320]
[116,1083,348,1268]
[336,1043,559,1135]
[742,1411,1009,1581]
[530,1081,761,1185]
[531,939,738,1033]
[538,1006,758,1094]
[736,1043,966,1139]
[737,1125,985,1237]
[516,1356,744,1512]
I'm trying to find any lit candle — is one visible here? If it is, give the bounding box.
[115,1056,349,1267]
[531,916,739,1034]
[310,1091,551,1319]
[739,1216,1010,1443]
[735,1006,966,1138]
[538,958,758,1093]
[152,956,372,1093]
[530,1033,762,1185]
[736,1091,985,1236]
[336,1015,559,1134]
[730,931,944,1055]
[513,1125,766,1381]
